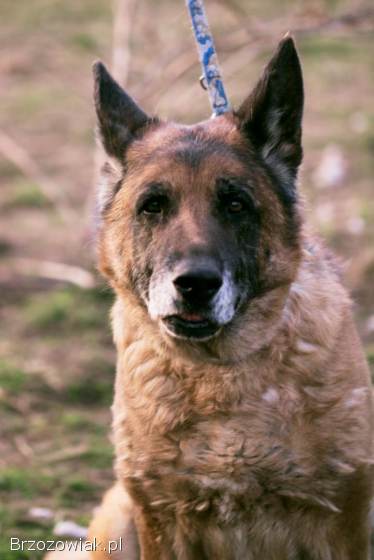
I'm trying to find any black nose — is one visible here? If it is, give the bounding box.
[173,265,223,304]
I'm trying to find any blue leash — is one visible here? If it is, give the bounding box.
[185,0,231,116]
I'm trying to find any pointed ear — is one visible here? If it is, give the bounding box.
[236,37,304,185]
[93,61,151,161]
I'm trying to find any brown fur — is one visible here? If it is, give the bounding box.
[94,239,373,560]
[47,38,373,560]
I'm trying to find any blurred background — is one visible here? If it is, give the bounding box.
[0,0,373,557]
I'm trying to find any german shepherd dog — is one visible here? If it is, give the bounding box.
[49,38,374,559]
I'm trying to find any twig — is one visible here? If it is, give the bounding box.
[171,42,262,112]
[218,5,374,48]
[136,5,374,114]
[0,258,96,289]
[13,435,34,459]
[293,7,374,36]
[0,130,74,223]
[90,0,138,224]
[136,49,198,105]
[96,0,138,170]
[42,443,89,464]
[112,0,138,86]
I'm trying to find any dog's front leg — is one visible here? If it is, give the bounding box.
[339,527,371,560]
[295,541,370,560]
[133,509,164,560]
[88,482,139,560]
[134,507,181,560]
[335,497,372,560]
[295,519,371,560]
[135,511,210,560]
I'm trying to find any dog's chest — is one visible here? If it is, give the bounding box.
[167,414,294,524]
[121,373,339,527]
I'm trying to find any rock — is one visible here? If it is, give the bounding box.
[313,144,347,189]
[29,507,54,521]
[366,316,374,334]
[346,216,365,235]
[53,520,88,539]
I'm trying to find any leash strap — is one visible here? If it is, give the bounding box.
[185,0,231,116]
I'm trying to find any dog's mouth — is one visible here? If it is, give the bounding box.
[162,313,221,340]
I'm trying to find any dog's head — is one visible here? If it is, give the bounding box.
[94,38,303,342]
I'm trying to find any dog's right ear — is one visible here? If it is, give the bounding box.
[93,61,150,161]
[236,37,303,190]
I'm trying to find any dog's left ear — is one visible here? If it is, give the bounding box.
[93,61,151,161]
[236,37,304,185]
[93,62,155,213]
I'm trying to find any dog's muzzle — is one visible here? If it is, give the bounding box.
[148,258,238,341]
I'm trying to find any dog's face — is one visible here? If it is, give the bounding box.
[94,38,304,342]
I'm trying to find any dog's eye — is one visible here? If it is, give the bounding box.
[224,196,247,214]
[217,178,257,218]
[141,197,166,215]
[227,199,244,213]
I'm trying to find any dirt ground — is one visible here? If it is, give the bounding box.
[0,1,373,558]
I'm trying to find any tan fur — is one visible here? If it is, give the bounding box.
[47,44,373,558]
[71,231,372,560]
[47,181,373,560]
[92,127,372,559]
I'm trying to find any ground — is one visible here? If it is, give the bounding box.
[0,0,373,558]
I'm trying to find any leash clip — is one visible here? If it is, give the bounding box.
[199,73,222,91]
[199,75,207,90]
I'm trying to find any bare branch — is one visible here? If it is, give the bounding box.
[90,0,138,222]
[217,5,374,48]
[42,444,89,464]
[0,131,75,223]
[112,0,138,86]
[13,435,34,459]
[294,7,374,36]
[0,258,96,289]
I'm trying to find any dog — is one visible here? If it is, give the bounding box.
[46,37,373,560]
